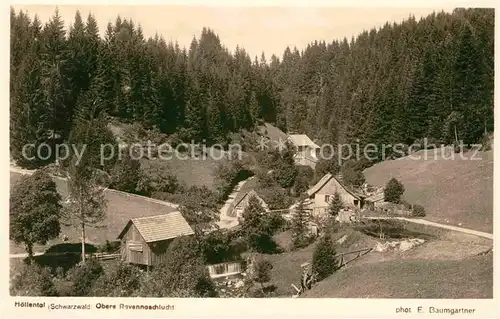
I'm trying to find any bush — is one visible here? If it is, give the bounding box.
[10,263,58,296]
[312,233,338,281]
[400,200,412,210]
[262,213,287,234]
[384,178,405,203]
[110,151,141,193]
[98,240,121,253]
[140,236,217,297]
[315,159,340,178]
[241,196,281,253]
[136,165,182,196]
[257,186,292,210]
[340,166,365,187]
[256,169,276,188]
[273,164,298,189]
[294,165,314,195]
[251,257,273,293]
[199,230,243,264]
[92,262,143,297]
[214,159,253,202]
[412,204,426,217]
[68,259,104,296]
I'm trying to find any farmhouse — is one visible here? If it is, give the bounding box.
[287,134,321,168]
[117,212,194,267]
[228,189,270,218]
[300,173,365,215]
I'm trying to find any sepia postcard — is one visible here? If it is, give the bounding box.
[2,0,498,318]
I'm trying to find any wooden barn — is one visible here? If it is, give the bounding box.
[117,212,194,267]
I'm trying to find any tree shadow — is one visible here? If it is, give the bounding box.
[33,243,98,274]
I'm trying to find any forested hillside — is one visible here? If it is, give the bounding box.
[10,8,494,167]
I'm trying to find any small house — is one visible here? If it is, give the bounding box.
[228,190,270,218]
[302,173,365,215]
[287,134,321,168]
[117,212,194,267]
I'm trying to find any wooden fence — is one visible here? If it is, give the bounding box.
[334,247,372,269]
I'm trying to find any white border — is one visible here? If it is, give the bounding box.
[2,1,499,318]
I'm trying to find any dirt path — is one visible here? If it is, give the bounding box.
[9,251,45,259]
[363,216,493,240]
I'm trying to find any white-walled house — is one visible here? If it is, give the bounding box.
[287,134,321,168]
[228,190,270,219]
[301,173,365,215]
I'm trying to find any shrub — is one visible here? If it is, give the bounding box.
[384,178,405,203]
[400,200,412,210]
[92,262,143,297]
[251,257,273,295]
[256,169,276,188]
[214,159,253,202]
[258,186,292,210]
[274,164,298,189]
[136,165,181,196]
[294,165,314,195]
[98,240,121,253]
[140,236,217,297]
[340,166,366,187]
[315,159,340,178]
[412,204,426,217]
[312,233,338,281]
[178,185,219,234]
[199,230,243,264]
[10,263,58,296]
[110,151,141,194]
[68,259,104,296]
[262,213,287,234]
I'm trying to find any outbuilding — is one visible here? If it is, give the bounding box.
[117,212,194,267]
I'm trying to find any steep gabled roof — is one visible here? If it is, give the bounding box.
[117,212,194,243]
[306,173,334,197]
[287,134,320,149]
[306,173,363,199]
[234,190,269,209]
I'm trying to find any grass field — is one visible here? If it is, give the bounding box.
[263,220,493,297]
[10,171,178,254]
[302,253,493,298]
[264,227,379,297]
[140,154,218,190]
[364,148,493,232]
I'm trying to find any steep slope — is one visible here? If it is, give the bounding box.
[302,253,493,298]
[363,148,493,232]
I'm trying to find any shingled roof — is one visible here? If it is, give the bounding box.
[118,211,194,243]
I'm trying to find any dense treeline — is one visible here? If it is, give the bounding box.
[10,7,494,167]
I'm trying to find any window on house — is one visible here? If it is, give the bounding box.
[325,195,330,202]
